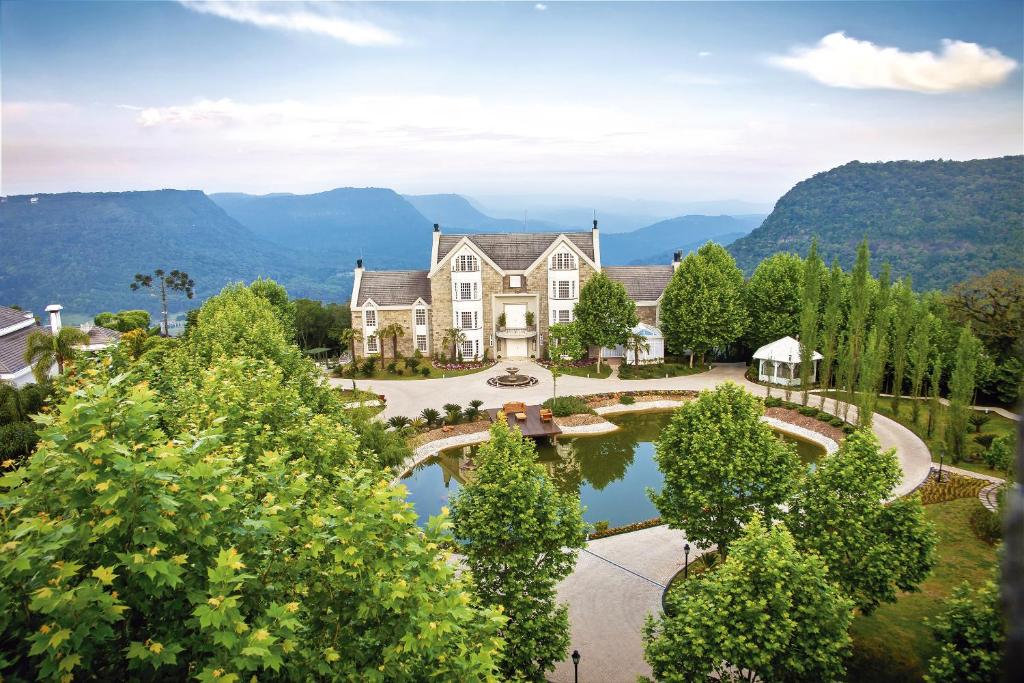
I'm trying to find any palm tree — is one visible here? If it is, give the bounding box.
[379,322,406,361]
[442,327,467,360]
[626,330,650,366]
[336,327,362,363]
[23,327,89,383]
[420,408,442,427]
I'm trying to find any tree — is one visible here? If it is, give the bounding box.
[799,239,822,405]
[650,382,802,560]
[844,240,872,410]
[442,327,467,361]
[927,355,943,438]
[818,259,845,409]
[574,272,638,374]
[946,268,1023,359]
[945,326,983,461]
[643,515,852,683]
[890,277,916,416]
[378,322,406,361]
[94,309,151,332]
[743,251,804,350]
[451,420,585,680]
[661,242,747,367]
[626,328,651,367]
[925,577,1005,683]
[857,326,887,428]
[548,322,585,399]
[787,429,936,614]
[908,309,934,425]
[130,268,195,336]
[336,326,362,362]
[249,278,296,342]
[23,327,90,382]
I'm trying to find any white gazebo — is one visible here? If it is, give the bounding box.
[602,323,665,365]
[753,336,822,386]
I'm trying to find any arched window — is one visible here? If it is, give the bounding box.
[550,252,577,270]
[453,254,479,272]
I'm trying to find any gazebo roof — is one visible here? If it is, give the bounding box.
[632,322,662,338]
[752,336,823,363]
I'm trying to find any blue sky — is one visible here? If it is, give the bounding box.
[2,1,1021,203]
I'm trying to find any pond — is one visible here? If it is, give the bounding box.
[400,410,825,528]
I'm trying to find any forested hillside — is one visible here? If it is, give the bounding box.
[728,156,1024,290]
[0,191,350,318]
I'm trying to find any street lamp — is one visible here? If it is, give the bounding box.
[683,542,691,580]
[571,650,581,683]
[937,445,945,484]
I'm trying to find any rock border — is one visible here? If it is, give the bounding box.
[761,416,839,455]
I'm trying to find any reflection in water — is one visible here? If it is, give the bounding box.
[401,411,824,527]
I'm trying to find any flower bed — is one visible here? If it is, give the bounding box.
[537,357,596,369]
[431,360,496,371]
[585,390,698,409]
[917,469,989,505]
[763,407,845,443]
[588,517,663,540]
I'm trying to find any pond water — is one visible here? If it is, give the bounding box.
[400,410,824,528]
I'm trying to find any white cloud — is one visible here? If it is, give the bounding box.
[698,51,711,58]
[770,32,1017,93]
[535,4,548,11]
[178,1,401,46]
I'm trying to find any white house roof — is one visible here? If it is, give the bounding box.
[752,336,823,363]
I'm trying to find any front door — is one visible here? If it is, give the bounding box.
[505,304,527,329]
[505,338,528,359]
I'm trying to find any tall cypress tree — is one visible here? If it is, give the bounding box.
[927,356,943,438]
[890,276,916,417]
[945,326,983,462]
[908,307,933,426]
[844,240,872,411]
[872,262,893,394]
[818,259,844,410]
[858,327,887,427]
[799,239,822,405]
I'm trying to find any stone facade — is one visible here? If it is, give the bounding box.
[636,305,659,327]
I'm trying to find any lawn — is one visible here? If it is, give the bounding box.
[336,358,496,381]
[552,362,613,379]
[619,361,710,380]
[818,390,1015,479]
[846,497,999,682]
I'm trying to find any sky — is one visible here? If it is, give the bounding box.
[2,1,1022,204]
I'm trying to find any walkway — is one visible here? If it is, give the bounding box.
[331,362,935,680]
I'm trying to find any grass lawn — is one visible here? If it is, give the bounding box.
[336,358,496,381]
[818,390,1015,479]
[335,388,379,402]
[847,497,999,682]
[553,363,614,379]
[619,361,710,380]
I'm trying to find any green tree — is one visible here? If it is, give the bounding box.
[94,309,151,332]
[249,277,296,342]
[857,326,887,427]
[626,328,651,367]
[844,240,872,410]
[573,272,638,374]
[548,321,585,399]
[787,429,936,614]
[924,577,1005,683]
[743,252,804,350]
[643,515,852,683]
[798,240,822,405]
[945,326,983,461]
[378,322,406,361]
[650,382,802,560]
[908,308,934,425]
[451,420,585,680]
[23,327,90,382]
[661,242,747,367]
[130,268,195,336]
[442,327,467,361]
[890,277,916,416]
[818,259,845,409]
[337,326,362,362]
[295,300,350,350]
[927,355,943,438]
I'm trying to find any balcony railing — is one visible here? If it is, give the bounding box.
[496,325,537,339]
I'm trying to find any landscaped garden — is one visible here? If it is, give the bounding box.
[333,354,495,380]
[618,360,709,380]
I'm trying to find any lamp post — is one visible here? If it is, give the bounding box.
[683,542,691,580]
[571,650,580,683]
[938,445,945,484]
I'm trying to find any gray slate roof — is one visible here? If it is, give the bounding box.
[0,324,40,375]
[0,305,33,330]
[82,326,121,346]
[437,232,596,271]
[603,265,675,302]
[357,270,432,307]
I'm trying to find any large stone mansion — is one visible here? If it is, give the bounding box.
[349,222,677,361]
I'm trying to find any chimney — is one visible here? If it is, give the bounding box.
[356,258,363,270]
[592,219,598,231]
[45,304,63,335]
[672,250,682,271]
[431,223,442,266]
[433,223,440,232]
[351,260,365,310]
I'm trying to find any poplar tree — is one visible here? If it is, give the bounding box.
[818,259,844,410]
[890,276,916,417]
[798,239,822,405]
[844,240,872,410]
[944,326,983,461]
[857,327,887,427]
[660,243,747,367]
[927,356,943,438]
[908,309,933,426]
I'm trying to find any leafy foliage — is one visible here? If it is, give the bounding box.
[574,273,638,372]
[93,310,151,332]
[924,577,1006,683]
[786,429,937,614]
[650,382,802,559]
[729,156,1024,290]
[643,515,853,682]
[451,421,585,680]
[742,251,805,349]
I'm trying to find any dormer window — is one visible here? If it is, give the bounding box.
[453,254,479,272]
[364,309,377,327]
[551,252,577,270]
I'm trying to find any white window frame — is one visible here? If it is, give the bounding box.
[509,275,523,288]
[552,280,574,299]
[462,340,475,358]
[415,308,427,326]
[416,335,428,352]
[364,309,377,327]
[461,311,474,330]
[556,309,572,323]
[453,254,479,272]
[366,335,378,353]
[551,252,577,270]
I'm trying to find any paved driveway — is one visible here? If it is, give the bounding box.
[330,362,933,681]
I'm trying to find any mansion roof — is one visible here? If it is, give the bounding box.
[437,231,596,271]
[81,325,121,346]
[0,325,39,375]
[0,305,33,330]
[603,265,675,302]
[356,270,432,307]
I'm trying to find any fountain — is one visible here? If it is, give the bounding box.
[487,365,539,388]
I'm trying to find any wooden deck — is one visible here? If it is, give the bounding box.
[486,405,562,438]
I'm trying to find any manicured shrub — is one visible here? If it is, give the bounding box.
[798,406,818,417]
[619,394,636,405]
[815,412,833,422]
[842,424,856,435]
[829,417,845,427]
[974,433,996,449]
[386,361,399,374]
[592,520,610,534]
[420,367,430,377]
[763,396,783,408]
[969,502,1002,545]
[541,396,594,417]
[968,411,991,433]
[443,403,463,424]
[420,407,442,427]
